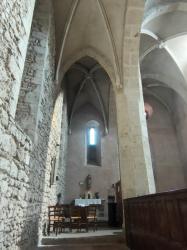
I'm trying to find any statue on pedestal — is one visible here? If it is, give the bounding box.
[86,174,92,190]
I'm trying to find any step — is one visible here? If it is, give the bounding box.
[42,235,125,246]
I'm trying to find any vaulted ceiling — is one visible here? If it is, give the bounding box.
[53,0,187,116]
[141,0,187,110]
[53,0,128,87]
[53,0,128,134]
[64,57,111,133]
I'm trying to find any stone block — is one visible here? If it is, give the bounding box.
[0,109,9,128]
[10,162,18,179]
[0,232,3,243]
[17,147,26,162]
[0,158,10,174]
[0,180,8,194]
[0,132,17,157]
[25,151,30,165]
[18,170,28,182]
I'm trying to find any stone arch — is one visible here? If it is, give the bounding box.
[140,33,187,96]
[63,55,116,138]
[142,74,187,105]
[141,1,187,103]
[39,89,68,241]
[57,47,117,90]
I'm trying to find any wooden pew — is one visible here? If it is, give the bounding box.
[124,189,187,250]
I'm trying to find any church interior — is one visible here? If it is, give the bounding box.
[1,0,187,249]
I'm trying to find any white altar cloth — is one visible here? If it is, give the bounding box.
[75,199,102,207]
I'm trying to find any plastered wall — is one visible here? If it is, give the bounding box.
[146,96,186,192]
[65,89,120,220]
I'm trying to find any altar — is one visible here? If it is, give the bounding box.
[74,198,102,207]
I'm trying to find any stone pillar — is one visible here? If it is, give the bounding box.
[116,0,155,199]
[116,78,155,199]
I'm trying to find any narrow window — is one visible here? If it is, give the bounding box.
[89,128,96,145]
[86,122,101,166]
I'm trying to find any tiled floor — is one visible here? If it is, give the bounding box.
[36,229,129,250]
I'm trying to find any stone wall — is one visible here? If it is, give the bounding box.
[18,0,67,245]
[19,1,68,245]
[0,0,35,117]
[0,109,32,250]
[0,0,68,249]
[26,1,57,244]
[0,0,35,249]
[44,92,68,207]
[49,96,68,205]
[16,0,53,141]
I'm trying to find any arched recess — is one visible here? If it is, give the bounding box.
[85,120,101,167]
[64,56,121,222]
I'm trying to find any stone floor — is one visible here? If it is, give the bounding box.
[36,229,129,250]
[44,229,123,239]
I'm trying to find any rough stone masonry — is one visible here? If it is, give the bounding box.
[0,0,68,249]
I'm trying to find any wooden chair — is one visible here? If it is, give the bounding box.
[55,205,70,235]
[70,206,88,232]
[47,206,60,235]
[47,205,66,235]
[87,205,98,231]
[79,207,88,232]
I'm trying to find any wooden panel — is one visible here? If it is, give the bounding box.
[124,189,187,250]
[178,198,187,242]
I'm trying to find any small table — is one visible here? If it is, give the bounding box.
[74,199,102,207]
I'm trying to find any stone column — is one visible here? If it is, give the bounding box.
[116,76,155,199]
[116,0,155,199]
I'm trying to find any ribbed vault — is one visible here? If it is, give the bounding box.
[64,57,111,134]
[141,0,187,106]
[53,0,127,88]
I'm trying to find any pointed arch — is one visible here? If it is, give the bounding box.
[67,61,109,134]
[57,47,117,89]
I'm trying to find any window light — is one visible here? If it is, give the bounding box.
[89,128,96,145]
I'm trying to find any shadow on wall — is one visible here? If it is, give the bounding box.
[145,95,186,192]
